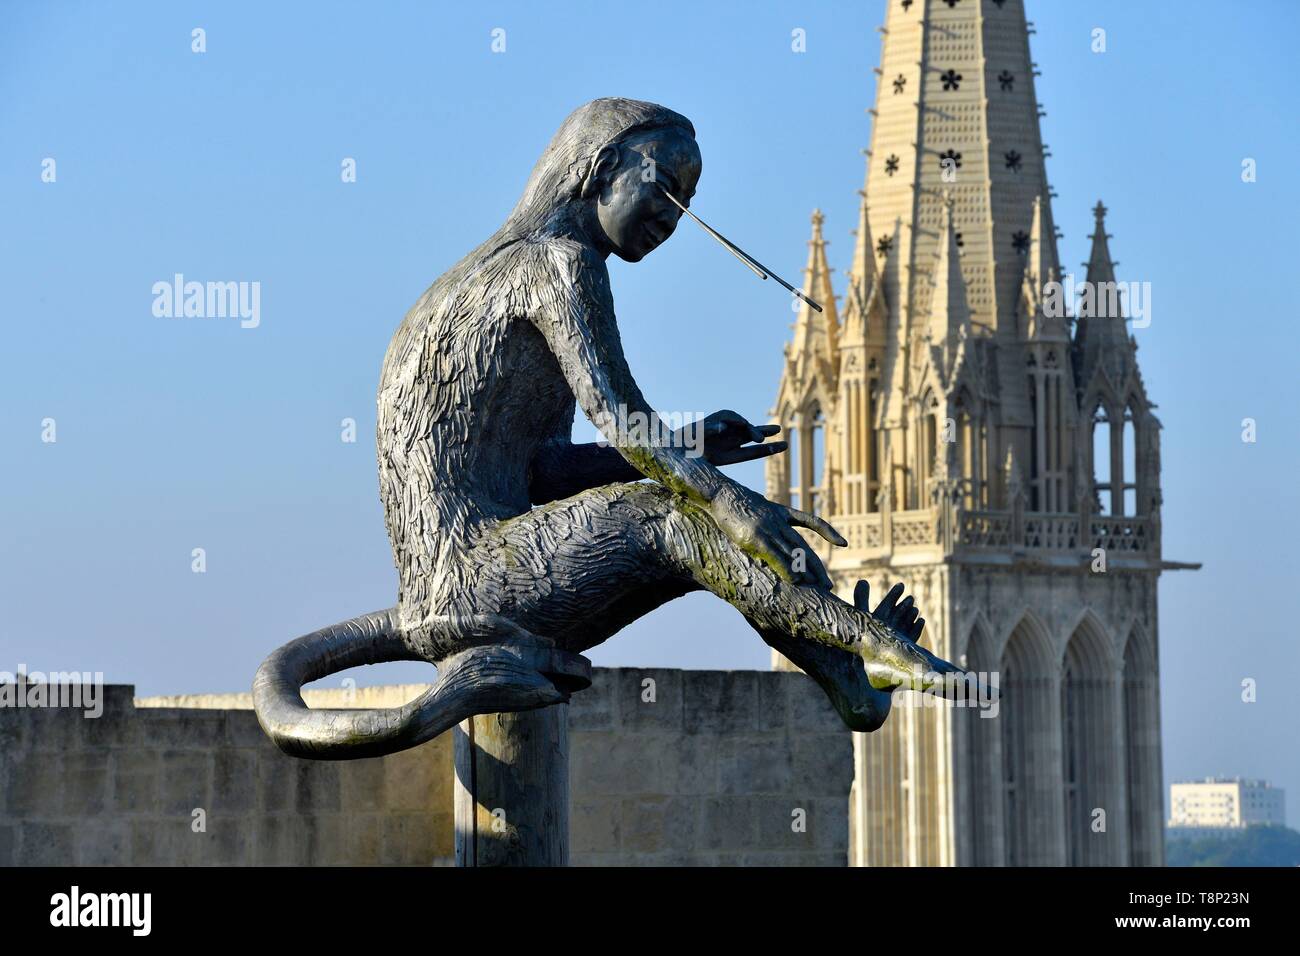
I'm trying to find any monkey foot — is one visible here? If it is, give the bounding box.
[851,580,964,696]
[766,580,967,733]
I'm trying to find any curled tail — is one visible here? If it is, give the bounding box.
[252,608,591,760]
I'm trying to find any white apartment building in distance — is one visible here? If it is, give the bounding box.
[1168,778,1286,831]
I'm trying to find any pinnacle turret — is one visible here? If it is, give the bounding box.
[1073,199,1134,390]
[928,196,972,364]
[842,162,884,345]
[1026,194,1058,288]
[790,209,841,388]
[1019,194,1069,342]
[1083,200,1118,288]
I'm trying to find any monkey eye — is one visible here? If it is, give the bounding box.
[655,178,688,209]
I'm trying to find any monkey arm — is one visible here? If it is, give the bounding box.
[528,439,641,505]
[530,240,733,507]
[528,410,788,504]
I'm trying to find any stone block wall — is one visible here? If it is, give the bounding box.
[0,669,852,866]
[0,685,454,866]
[569,668,852,865]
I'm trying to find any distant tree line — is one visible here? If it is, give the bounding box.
[1166,825,1300,867]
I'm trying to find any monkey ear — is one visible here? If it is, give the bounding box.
[581,144,621,199]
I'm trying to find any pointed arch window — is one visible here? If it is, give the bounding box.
[978,418,992,508]
[916,393,940,508]
[1122,628,1160,865]
[1121,404,1138,516]
[866,379,882,512]
[1061,656,1082,864]
[1091,405,1111,514]
[1027,370,1040,511]
[963,623,1000,865]
[955,391,982,509]
[1001,657,1020,864]
[1000,619,1057,866]
[1028,351,1068,513]
[785,407,801,510]
[924,410,938,494]
[807,404,826,515]
[1062,623,1119,866]
[786,402,827,515]
[844,377,882,516]
[1091,401,1142,516]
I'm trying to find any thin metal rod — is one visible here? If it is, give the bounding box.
[659,185,823,313]
[659,186,766,279]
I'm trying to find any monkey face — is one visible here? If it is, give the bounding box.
[588,128,701,262]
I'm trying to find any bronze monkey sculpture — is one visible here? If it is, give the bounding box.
[254,98,967,758]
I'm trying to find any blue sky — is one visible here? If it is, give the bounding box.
[3,1,1297,824]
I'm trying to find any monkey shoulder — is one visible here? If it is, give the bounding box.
[514,235,614,319]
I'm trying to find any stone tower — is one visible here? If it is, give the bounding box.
[767,0,1195,866]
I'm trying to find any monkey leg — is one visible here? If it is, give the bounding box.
[458,481,961,732]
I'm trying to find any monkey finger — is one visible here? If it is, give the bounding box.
[737,441,788,461]
[896,596,915,628]
[785,508,848,548]
[709,441,785,467]
[780,527,832,590]
[875,582,905,622]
